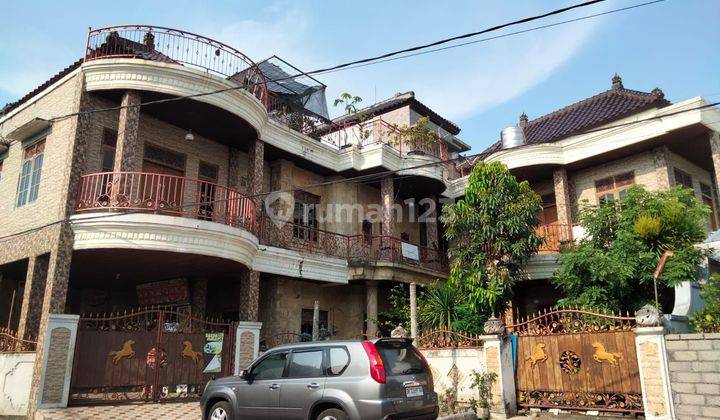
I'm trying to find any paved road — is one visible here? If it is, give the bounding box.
[36,402,201,420]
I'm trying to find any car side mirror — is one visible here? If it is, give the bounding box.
[240,369,250,380]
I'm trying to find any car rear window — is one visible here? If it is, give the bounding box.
[375,341,425,376]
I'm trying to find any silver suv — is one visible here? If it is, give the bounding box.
[200,337,438,420]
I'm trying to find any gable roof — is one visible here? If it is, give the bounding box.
[332,91,461,135]
[471,74,670,164]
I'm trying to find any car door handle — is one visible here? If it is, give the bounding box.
[269,383,280,390]
[307,382,320,389]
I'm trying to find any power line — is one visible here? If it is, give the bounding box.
[0,0,628,127]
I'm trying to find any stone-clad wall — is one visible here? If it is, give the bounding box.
[665,333,720,419]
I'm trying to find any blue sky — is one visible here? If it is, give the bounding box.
[1,0,718,152]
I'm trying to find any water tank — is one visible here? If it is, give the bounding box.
[501,125,525,149]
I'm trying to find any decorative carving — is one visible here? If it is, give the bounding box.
[592,342,622,366]
[559,350,582,374]
[518,389,643,413]
[109,339,136,364]
[483,316,505,335]
[508,308,635,336]
[415,329,483,349]
[635,304,662,327]
[181,340,202,364]
[526,343,548,367]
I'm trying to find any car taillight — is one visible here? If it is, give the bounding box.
[362,340,386,384]
[412,346,433,390]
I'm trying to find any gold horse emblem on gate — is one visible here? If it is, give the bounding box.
[108,339,136,364]
[592,342,622,366]
[182,340,202,364]
[526,343,548,367]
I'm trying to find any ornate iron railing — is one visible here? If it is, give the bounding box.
[258,217,351,260]
[84,25,268,106]
[535,223,574,252]
[0,328,37,353]
[76,172,256,233]
[348,235,449,273]
[416,329,484,349]
[507,308,636,336]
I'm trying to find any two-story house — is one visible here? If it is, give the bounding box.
[447,74,720,324]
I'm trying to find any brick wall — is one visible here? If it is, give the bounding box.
[665,333,720,419]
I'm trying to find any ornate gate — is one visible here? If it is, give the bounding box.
[69,308,236,404]
[508,309,643,414]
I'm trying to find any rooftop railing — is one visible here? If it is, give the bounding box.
[84,25,268,106]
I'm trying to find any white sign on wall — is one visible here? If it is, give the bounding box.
[401,242,419,260]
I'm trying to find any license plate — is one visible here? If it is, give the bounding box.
[405,386,424,398]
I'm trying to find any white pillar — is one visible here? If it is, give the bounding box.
[312,300,320,341]
[635,326,675,420]
[366,281,378,338]
[409,282,418,345]
[36,314,79,409]
[234,321,262,374]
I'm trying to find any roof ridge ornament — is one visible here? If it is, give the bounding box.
[611,73,623,90]
[651,87,665,100]
[519,112,529,127]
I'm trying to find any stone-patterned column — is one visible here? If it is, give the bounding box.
[17,254,49,341]
[425,199,439,249]
[381,176,396,237]
[709,131,720,194]
[36,314,79,409]
[652,146,673,190]
[634,306,674,420]
[553,167,573,243]
[366,280,378,338]
[312,300,320,341]
[409,282,418,345]
[191,277,208,320]
[248,138,265,236]
[228,146,244,191]
[113,90,142,173]
[480,317,517,419]
[239,269,260,322]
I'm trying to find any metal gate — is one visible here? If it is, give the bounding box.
[69,308,236,404]
[508,309,643,414]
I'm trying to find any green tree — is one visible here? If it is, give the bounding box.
[691,274,720,333]
[442,161,543,315]
[333,92,362,114]
[552,186,708,312]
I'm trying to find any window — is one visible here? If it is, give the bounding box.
[287,349,324,378]
[101,128,117,172]
[700,182,717,230]
[375,341,426,376]
[594,171,635,203]
[251,352,288,381]
[16,140,45,207]
[327,347,350,376]
[293,191,320,241]
[674,168,693,189]
[362,220,373,244]
[300,308,328,336]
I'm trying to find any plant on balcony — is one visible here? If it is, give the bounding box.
[552,186,708,312]
[333,92,371,143]
[442,161,543,315]
[397,117,438,155]
[691,273,720,333]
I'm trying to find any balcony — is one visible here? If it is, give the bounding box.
[76,172,256,232]
[535,223,574,253]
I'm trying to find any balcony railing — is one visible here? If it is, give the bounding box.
[259,217,449,273]
[535,223,574,252]
[76,172,256,232]
[84,25,268,106]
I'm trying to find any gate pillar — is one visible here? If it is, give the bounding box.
[634,305,675,420]
[234,321,262,374]
[480,317,517,419]
[36,314,79,409]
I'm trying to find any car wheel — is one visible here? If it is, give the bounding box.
[317,408,348,420]
[209,400,232,420]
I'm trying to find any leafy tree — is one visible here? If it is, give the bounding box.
[333,92,362,114]
[691,274,720,333]
[552,186,708,312]
[442,161,543,315]
[377,284,410,332]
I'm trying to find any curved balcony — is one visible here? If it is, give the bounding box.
[76,172,256,233]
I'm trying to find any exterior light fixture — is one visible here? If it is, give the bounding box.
[185,130,195,142]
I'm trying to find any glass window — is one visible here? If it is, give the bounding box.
[594,171,634,204]
[251,352,287,381]
[101,128,117,172]
[674,168,693,189]
[300,309,328,337]
[293,190,320,241]
[17,140,45,207]
[287,350,324,378]
[376,341,426,376]
[327,347,350,376]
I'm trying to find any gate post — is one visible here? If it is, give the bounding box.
[234,321,262,374]
[634,305,675,420]
[480,317,517,419]
[36,314,79,409]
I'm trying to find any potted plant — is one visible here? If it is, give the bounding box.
[469,370,497,419]
[399,117,438,155]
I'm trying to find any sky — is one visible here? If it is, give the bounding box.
[1,0,718,152]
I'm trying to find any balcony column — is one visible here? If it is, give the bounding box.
[552,167,573,242]
[709,131,720,194]
[380,176,396,260]
[652,146,673,190]
[409,282,418,345]
[366,280,379,338]
[235,268,261,373]
[113,90,142,172]
[16,254,49,341]
[425,199,439,250]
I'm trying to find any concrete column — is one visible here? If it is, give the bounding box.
[312,300,320,341]
[380,176,396,237]
[366,281,378,338]
[36,314,79,409]
[113,90,142,173]
[234,321,262,373]
[479,317,517,419]
[17,254,49,341]
[239,269,260,322]
[552,167,573,243]
[228,146,243,192]
[191,277,208,320]
[425,200,439,250]
[634,305,674,420]
[409,282,418,345]
[652,146,673,190]
[709,131,720,194]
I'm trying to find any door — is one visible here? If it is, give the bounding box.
[234,351,287,419]
[278,348,326,419]
[142,160,185,214]
[197,161,219,221]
